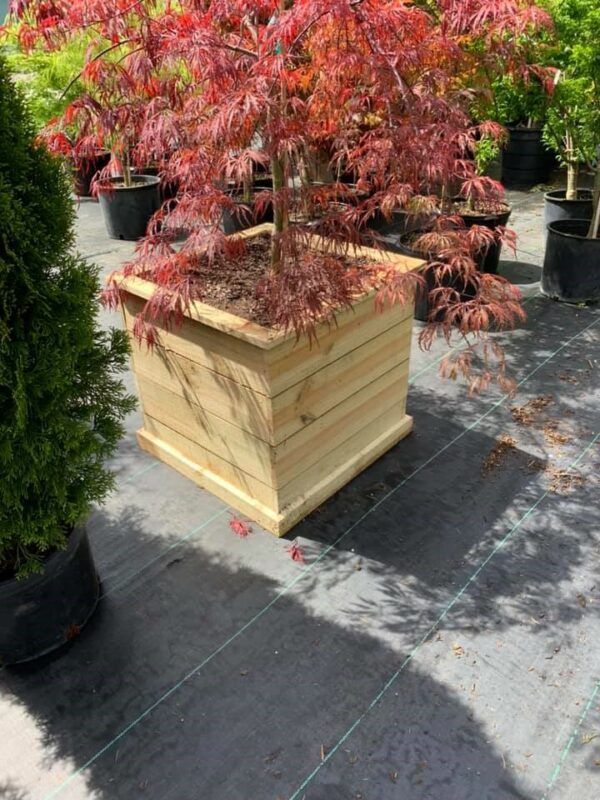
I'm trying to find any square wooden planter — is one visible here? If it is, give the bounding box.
[118,224,423,535]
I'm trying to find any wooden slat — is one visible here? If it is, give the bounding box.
[278,412,413,531]
[139,416,277,510]
[121,294,271,395]
[271,318,412,443]
[275,363,409,493]
[129,342,274,442]
[135,375,275,486]
[266,298,413,396]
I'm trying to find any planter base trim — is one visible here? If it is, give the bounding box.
[137,413,413,536]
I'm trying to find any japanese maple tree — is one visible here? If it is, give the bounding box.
[10,0,551,392]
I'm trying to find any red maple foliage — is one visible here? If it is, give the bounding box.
[10,0,552,392]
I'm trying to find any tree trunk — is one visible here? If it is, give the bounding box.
[123,148,132,188]
[587,168,600,239]
[270,0,290,274]
[565,133,577,201]
[271,154,288,272]
[566,162,578,201]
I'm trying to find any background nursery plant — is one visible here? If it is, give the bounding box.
[542,0,600,212]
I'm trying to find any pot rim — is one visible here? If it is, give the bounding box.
[544,188,594,203]
[546,219,599,240]
[0,523,86,597]
[506,124,544,133]
[99,174,161,192]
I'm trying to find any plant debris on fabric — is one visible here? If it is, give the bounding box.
[510,396,554,426]
[481,435,518,475]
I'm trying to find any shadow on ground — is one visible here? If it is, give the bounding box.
[1,268,598,800]
[2,524,536,800]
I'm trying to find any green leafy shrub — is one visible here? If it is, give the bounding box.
[0,57,135,579]
[474,134,503,176]
[2,29,87,131]
[542,0,600,209]
[489,73,550,127]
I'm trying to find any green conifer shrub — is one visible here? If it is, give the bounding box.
[0,57,135,579]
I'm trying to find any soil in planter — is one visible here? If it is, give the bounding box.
[143,234,369,327]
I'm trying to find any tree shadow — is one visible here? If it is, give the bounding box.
[0,783,30,800]
[289,308,599,652]
[1,517,536,800]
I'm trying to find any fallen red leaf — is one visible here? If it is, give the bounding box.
[286,541,305,564]
[229,517,252,538]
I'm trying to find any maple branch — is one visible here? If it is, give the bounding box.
[59,38,133,100]
[287,0,365,57]
[219,42,258,60]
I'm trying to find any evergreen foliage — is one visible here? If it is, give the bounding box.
[0,57,135,579]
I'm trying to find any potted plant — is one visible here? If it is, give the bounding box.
[497,76,555,188]
[465,6,555,188]
[541,0,596,230]
[18,0,543,534]
[0,58,135,665]
[540,0,600,302]
[57,53,162,238]
[385,127,513,321]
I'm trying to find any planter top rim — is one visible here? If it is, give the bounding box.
[115,223,424,349]
[546,219,598,239]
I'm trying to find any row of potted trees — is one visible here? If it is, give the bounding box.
[465,0,600,302]
[5,2,598,304]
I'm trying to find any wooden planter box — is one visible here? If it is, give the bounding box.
[118,224,423,535]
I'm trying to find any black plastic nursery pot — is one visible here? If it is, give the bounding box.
[544,189,594,230]
[134,166,179,202]
[459,204,512,275]
[98,175,161,240]
[221,195,274,234]
[542,219,600,303]
[502,127,554,188]
[72,151,111,198]
[392,235,467,322]
[366,207,435,236]
[0,524,100,666]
